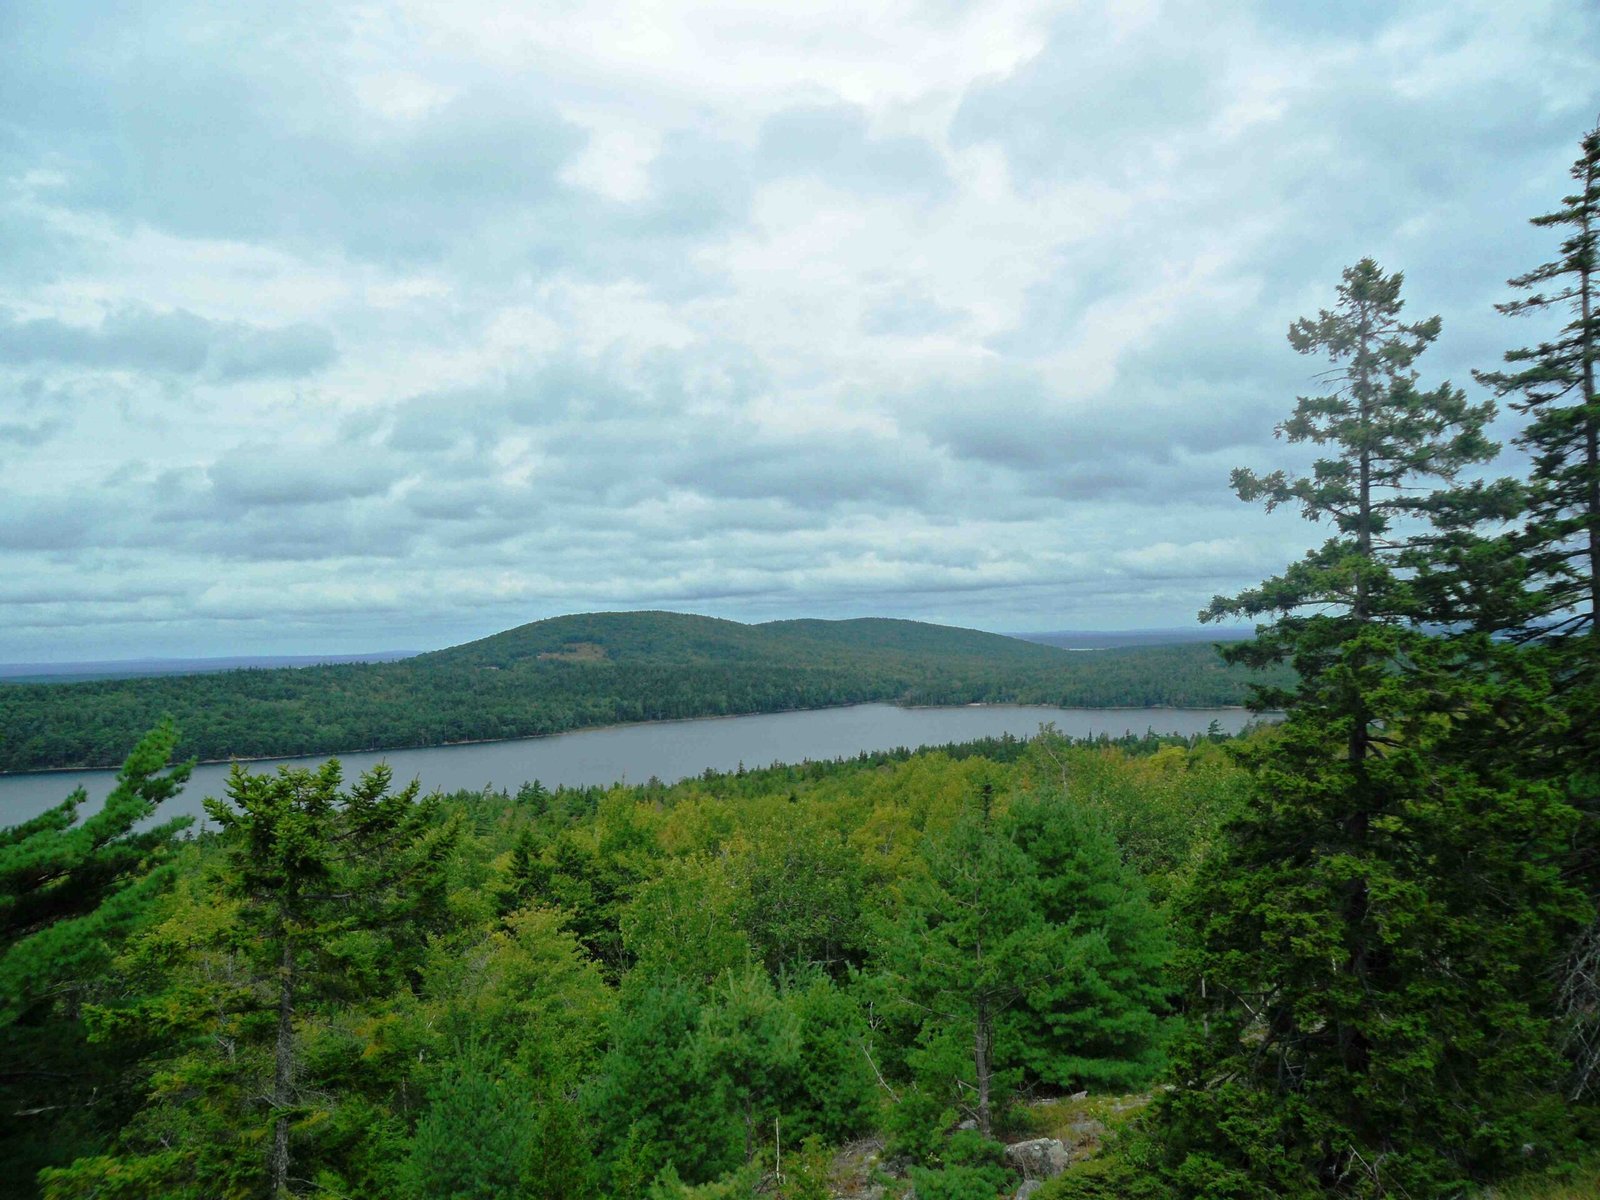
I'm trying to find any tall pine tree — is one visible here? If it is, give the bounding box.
[1476,122,1600,1100]
[1476,122,1600,641]
[1164,261,1583,1197]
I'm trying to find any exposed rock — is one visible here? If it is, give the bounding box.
[1012,1181,1044,1200]
[1003,1137,1071,1180]
[830,1137,887,1199]
[1069,1090,1088,1100]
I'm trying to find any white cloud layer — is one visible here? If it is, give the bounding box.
[1,0,1596,658]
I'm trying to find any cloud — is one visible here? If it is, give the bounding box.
[862,289,968,336]
[656,426,941,510]
[0,2,588,266]
[0,305,336,379]
[0,416,66,447]
[0,495,98,551]
[2,0,1597,659]
[757,103,949,199]
[206,446,397,509]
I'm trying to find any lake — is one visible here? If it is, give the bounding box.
[0,703,1261,827]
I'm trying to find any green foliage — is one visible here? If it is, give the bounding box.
[732,816,867,976]
[1034,1131,1175,1200]
[0,722,192,1187]
[777,970,879,1143]
[38,1152,198,1200]
[1204,257,1503,698]
[999,793,1171,1093]
[1,719,192,1024]
[877,783,1170,1137]
[587,979,742,1188]
[644,1160,765,1200]
[1475,121,1600,640]
[405,1045,534,1200]
[421,903,613,1086]
[1475,122,1600,1103]
[1171,257,1589,1197]
[527,789,663,977]
[402,1043,595,1200]
[879,1088,943,1167]
[1018,735,1247,904]
[587,963,878,1192]
[876,783,1041,1135]
[907,1131,1010,1200]
[621,854,749,985]
[53,759,461,1199]
[522,1089,597,1200]
[696,964,804,1163]
[776,1134,834,1200]
[20,729,1250,1199]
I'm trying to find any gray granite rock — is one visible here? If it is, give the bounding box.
[1003,1137,1071,1180]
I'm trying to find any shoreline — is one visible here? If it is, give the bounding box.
[0,700,1265,778]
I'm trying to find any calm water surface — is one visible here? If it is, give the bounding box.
[0,704,1258,827]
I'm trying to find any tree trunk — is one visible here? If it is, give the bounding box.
[973,785,994,1138]
[1579,153,1599,631]
[270,936,295,1197]
[1341,308,1377,1081]
[975,995,992,1138]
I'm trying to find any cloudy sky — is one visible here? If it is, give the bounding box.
[2,0,1597,661]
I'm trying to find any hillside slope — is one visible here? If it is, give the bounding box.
[417,612,1062,669]
[0,611,1281,772]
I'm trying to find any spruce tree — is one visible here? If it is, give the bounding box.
[878,785,1042,1139]
[1475,122,1600,640]
[1165,261,1584,1196]
[40,760,462,1199]
[694,965,803,1166]
[0,722,192,1188]
[1476,121,1600,1100]
[405,1045,536,1200]
[997,793,1169,1094]
[878,784,1168,1139]
[585,980,741,1191]
[1,719,192,1021]
[204,760,456,1196]
[1204,257,1499,686]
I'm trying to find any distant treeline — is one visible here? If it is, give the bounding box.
[0,612,1280,772]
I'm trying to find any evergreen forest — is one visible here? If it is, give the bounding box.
[0,618,1278,774]
[2,124,1599,1200]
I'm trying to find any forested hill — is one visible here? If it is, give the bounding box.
[418,612,1068,669]
[0,611,1279,772]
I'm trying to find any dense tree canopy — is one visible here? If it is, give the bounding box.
[0,726,1236,1200]
[0,615,1284,773]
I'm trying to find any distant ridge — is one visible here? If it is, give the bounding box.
[1015,628,1256,651]
[0,651,417,684]
[0,611,1285,772]
[419,612,1062,670]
